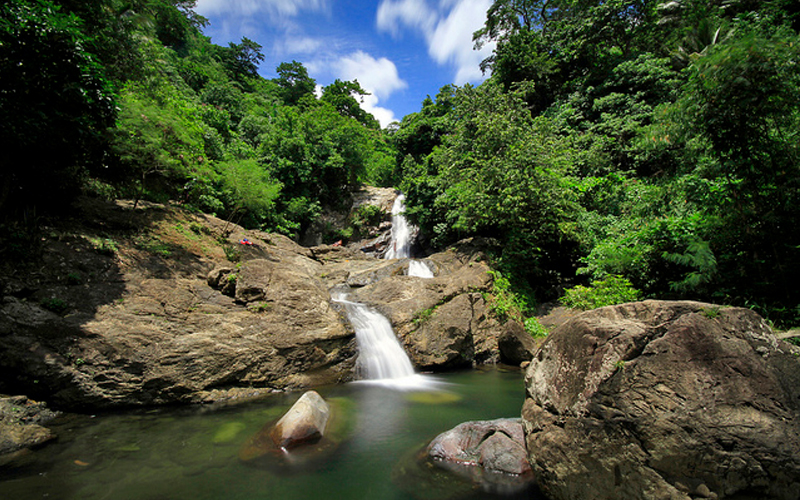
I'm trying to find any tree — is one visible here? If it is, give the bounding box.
[321,79,379,129]
[216,159,281,229]
[403,82,581,292]
[220,37,264,82]
[665,34,800,305]
[273,60,316,106]
[0,0,115,215]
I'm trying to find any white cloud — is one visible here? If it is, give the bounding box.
[337,51,408,99]
[376,0,494,84]
[196,0,328,17]
[376,0,435,37]
[361,94,398,128]
[428,0,494,83]
[277,35,324,55]
[332,51,408,127]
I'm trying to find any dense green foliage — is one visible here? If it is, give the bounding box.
[0,0,394,238]
[560,275,642,310]
[397,0,800,326]
[2,0,798,327]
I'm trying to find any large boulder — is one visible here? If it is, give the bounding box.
[522,300,800,500]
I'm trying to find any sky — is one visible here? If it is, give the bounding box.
[194,0,496,127]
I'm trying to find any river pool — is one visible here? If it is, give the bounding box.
[0,366,545,500]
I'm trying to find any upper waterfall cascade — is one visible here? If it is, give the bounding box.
[384,194,411,260]
[384,194,433,278]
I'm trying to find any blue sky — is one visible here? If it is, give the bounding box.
[194,0,495,127]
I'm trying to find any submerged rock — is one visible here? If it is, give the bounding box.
[239,391,349,467]
[394,418,535,499]
[523,300,800,500]
[427,418,532,477]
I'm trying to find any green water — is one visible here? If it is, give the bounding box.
[0,367,544,500]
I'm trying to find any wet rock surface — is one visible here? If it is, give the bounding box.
[347,239,535,370]
[523,300,800,500]
[427,418,532,476]
[393,418,536,500]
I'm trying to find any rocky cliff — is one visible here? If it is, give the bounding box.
[0,196,530,410]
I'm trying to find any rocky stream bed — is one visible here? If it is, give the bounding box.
[2,191,800,499]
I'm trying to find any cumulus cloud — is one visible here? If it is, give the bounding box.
[331,51,407,127]
[336,51,408,99]
[376,0,494,84]
[196,0,328,18]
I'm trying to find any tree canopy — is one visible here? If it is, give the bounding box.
[1,0,798,328]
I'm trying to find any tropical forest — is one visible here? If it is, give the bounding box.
[1,1,800,499]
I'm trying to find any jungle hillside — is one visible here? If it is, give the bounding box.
[1,0,799,329]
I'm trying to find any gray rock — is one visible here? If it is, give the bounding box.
[269,390,331,449]
[0,396,59,461]
[425,418,534,494]
[428,418,531,475]
[523,300,800,500]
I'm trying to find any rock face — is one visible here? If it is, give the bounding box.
[347,239,535,370]
[522,300,800,500]
[0,396,59,462]
[269,390,330,450]
[0,201,357,409]
[0,199,529,409]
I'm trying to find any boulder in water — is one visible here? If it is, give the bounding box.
[392,418,537,500]
[523,300,800,500]
[269,390,331,450]
[427,418,531,475]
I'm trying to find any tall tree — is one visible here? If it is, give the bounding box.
[321,79,379,129]
[273,60,316,106]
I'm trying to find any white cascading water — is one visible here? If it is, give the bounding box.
[335,296,415,379]
[333,293,438,390]
[383,194,411,260]
[408,260,434,278]
[384,194,434,278]
[329,193,442,390]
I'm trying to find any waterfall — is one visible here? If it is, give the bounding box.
[408,260,434,278]
[384,193,434,278]
[328,193,442,390]
[384,194,411,260]
[333,293,440,390]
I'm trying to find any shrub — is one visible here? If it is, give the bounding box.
[524,317,549,338]
[560,275,642,310]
